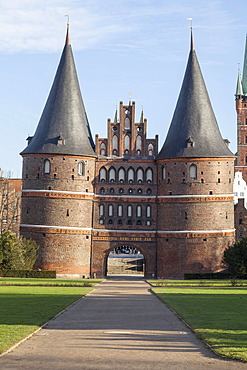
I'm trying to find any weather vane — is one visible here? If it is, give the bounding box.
[187,17,193,29]
[64,14,70,25]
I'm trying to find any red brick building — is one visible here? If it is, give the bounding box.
[20,27,235,278]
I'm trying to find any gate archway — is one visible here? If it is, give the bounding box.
[106,246,145,277]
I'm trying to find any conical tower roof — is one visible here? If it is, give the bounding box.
[157,32,234,159]
[236,71,243,96]
[21,25,95,157]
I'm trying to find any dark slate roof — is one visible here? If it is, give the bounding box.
[21,27,95,157]
[157,37,234,160]
[242,34,247,95]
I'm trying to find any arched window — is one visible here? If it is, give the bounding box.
[109,167,116,182]
[118,205,123,217]
[100,142,106,155]
[127,205,132,217]
[99,204,104,217]
[108,205,114,217]
[137,168,144,183]
[128,168,134,183]
[162,166,166,180]
[146,168,153,183]
[148,143,154,156]
[146,205,151,218]
[136,205,142,218]
[99,167,107,182]
[189,164,197,180]
[78,161,85,176]
[44,159,51,174]
[125,117,130,130]
[100,187,105,194]
[136,135,142,151]
[118,167,125,182]
[112,135,118,151]
[124,135,130,151]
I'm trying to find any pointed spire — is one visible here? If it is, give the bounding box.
[157,34,234,159]
[21,25,95,157]
[236,70,243,96]
[114,107,118,123]
[242,34,247,95]
[65,22,71,45]
[190,28,194,51]
[140,108,144,123]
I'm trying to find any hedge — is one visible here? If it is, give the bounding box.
[0,269,56,278]
[184,272,247,280]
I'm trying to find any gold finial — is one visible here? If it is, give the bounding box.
[64,15,70,45]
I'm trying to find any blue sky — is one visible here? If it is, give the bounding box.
[0,0,246,177]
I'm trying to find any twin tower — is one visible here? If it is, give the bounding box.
[20,26,235,278]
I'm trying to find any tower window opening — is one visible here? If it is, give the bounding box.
[124,135,130,151]
[201,178,204,183]
[108,205,114,217]
[162,166,166,180]
[218,171,220,174]
[128,188,133,194]
[109,167,116,182]
[118,205,123,217]
[71,175,74,180]
[209,191,213,195]
[137,168,144,183]
[128,168,134,183]
[127,220,132,225]
[146,220,151,226]
[189,164,197,180]
[112,135,118,151]
[127,205,132,217]
[146,168,153,183]
[118,219,122,225]
[118,167,125,183]
[136,135,142,151]
[169,191,172,195]
[54,174,57,179]
[136,220,142,225]
[148,143,154,156]
[100,187,105,194]
[99,167,107,182]
[124,117,130,130]
[226,212,228,219]
[119,188,124,194]
[108,219,113,224]
[218,178,220,183]
[44,159,51,174]
[99,204,104,217]
[185,212,187,220]
[137,205,142,218]
[137,188,142,194]
[78,161,85,176]
[66,209,70,216]
[146,205,151,218]
[229,178,231,183]
[100,142,106,156]
[109,188,114,194]
[147,188,152,195]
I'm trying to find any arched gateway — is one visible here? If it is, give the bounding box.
[106,246,145,276]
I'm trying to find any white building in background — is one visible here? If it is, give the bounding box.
[234,171,247,207]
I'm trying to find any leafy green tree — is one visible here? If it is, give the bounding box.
[223,238,247,276]
[0,231,39,269]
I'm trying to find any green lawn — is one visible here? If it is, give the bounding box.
[0,277,102,287]
[152,286,247,362]
[0,284,95,354]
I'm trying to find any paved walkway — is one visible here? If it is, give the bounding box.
[1,278,247,369]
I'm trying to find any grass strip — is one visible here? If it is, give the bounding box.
[147,279,247,287]
[0,277,102,287]
[0,285,94,354]
[152,286,247,362]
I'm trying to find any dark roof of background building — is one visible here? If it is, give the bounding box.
[21,25,95,157]
[157,32,234,160]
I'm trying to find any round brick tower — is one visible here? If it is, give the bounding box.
[156,32,235,278]
[20,25,96,277]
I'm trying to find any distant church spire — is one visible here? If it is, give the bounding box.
[21,25,95,157]
[157,32,234,159]
[236,70,243,96]
[242,34,247,95]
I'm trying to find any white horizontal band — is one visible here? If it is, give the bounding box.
[22,189,234,199]
[22,189,94,196]
[20,224,235,234]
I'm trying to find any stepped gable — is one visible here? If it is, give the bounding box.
[157,32,234,159]
[21,25,95,157]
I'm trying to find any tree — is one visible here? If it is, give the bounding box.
[223,238,247,276]
[0,231,39,269]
